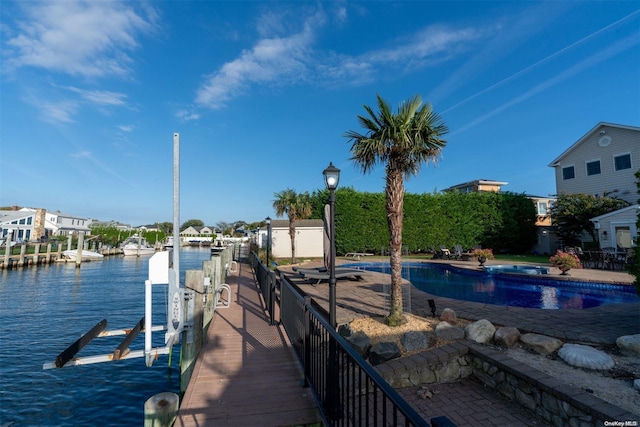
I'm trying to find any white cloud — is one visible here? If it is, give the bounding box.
[196,28,314,109]
[4,0,156,78]
[118,125,134,133]
[37,100,78,124]
[63,86,128,106]
[176,110,201,121]
[195,7,484,110]
[71,150,92,159]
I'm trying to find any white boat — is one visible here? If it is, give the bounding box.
[63,249,105,262]
[121,235,156,256]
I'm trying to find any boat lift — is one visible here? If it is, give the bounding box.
[43,133,232,370]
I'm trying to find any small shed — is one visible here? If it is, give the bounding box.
[590,205,639,250]
[266,219,324,259]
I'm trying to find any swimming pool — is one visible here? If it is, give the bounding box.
[346,262,639,309]
[484,265,551,275]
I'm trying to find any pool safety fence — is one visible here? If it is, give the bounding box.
[251,252,448,426]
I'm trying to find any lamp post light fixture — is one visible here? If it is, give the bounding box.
[322,162,340,328]
[265,216,271,268]
[323,161,342,422]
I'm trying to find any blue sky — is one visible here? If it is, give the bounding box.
[1,1,639,227]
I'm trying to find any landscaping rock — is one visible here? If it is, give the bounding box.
[435,321,465,341]
[494,326,520,347]
[465,319,496,344]
[520,333,563,355]
[338,323,353,338]
[616,334,640,356]
[401,330,430,352]
[558,343,615,370]
[369,341,402,365]
[346,332,372,358]
[439,308,457,324]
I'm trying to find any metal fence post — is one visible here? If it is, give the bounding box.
[303,296,311,388]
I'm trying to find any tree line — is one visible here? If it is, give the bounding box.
[306,187,538,255]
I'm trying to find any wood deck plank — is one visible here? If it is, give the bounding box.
[175,262,321,427]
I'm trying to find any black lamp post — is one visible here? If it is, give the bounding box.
[323,161,341,422]
[265,216,271,269]
[323,162,340,328]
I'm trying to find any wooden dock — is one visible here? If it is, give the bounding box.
[174,262,322,427]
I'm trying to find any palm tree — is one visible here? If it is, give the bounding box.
[345,94,448,326]
[273,189,313,264]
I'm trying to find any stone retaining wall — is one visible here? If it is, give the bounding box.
[375,341,637,426]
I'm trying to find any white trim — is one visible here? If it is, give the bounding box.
[590,204,639,222]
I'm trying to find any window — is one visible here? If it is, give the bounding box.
[586,160,601,176]
[27,217,32,225]
[614,153,631,171]
[562,166,575,180]
[19,218,25,224]
[537,202,548,215]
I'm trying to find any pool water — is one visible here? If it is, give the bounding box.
[347,262,639,309]
[484,265,551,275]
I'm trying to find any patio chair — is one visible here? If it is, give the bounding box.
[298,267,367,285]
[438,245,451,260]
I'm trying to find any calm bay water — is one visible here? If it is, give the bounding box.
[0,247,212,427]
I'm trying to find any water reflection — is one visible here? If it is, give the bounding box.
[540,287,558,309]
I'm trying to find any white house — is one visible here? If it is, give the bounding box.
[264,219,324,259]
[45,210,92,237]
[180,225,216,243]
[548,122,639,204]
[0,208,45,243]
[590,205,638,251]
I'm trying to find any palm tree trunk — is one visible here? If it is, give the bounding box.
[386,166,405,326]
[289,221,296,264]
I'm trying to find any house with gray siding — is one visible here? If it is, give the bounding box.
[548,122,639,250]
[548,122,639,204]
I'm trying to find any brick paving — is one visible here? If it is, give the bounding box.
[398,380,550,427]
[279,258,639,426]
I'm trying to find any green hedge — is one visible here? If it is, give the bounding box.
[309,188,537,255]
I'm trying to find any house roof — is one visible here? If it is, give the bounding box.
[0,210,34,223]
[548,122,640,167]
[443,179,508,192]
[589,204,639,222]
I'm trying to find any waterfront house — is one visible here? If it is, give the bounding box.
[0,208,43,243]
[548,122,639,205]
[548,122,639,250]
[45,210,92,237]
[90,220,131,231]
[180,225,217,244]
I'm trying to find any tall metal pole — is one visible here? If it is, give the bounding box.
[265,217,271,269]
[328,188,336,328]
[172,133,180,275]
[323,161,341,421]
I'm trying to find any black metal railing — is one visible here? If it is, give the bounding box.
[250,252,431,426]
